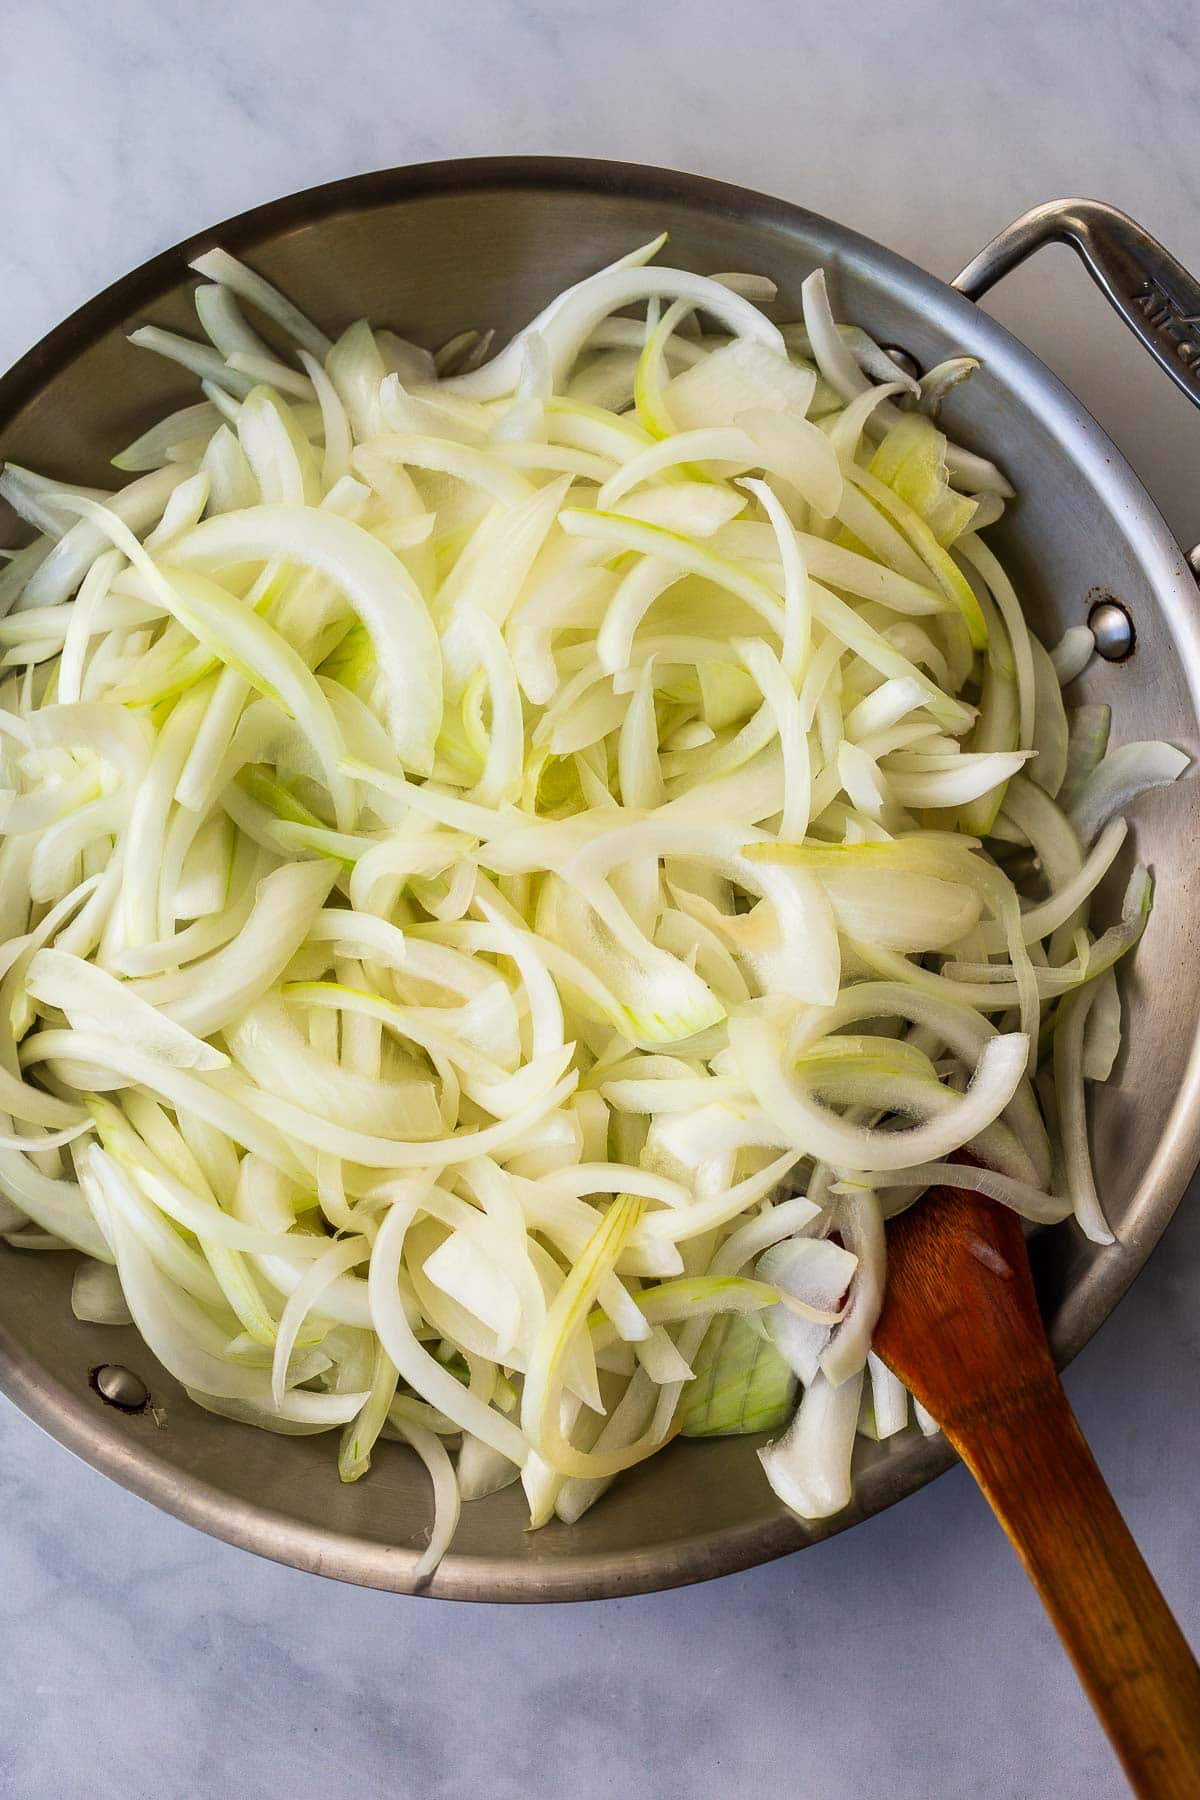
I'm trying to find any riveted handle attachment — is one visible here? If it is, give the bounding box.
[954,198,1200,415]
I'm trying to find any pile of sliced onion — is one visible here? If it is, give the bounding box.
[0,236,1186,1575]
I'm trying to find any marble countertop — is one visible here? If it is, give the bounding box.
[2,3,1199,1795]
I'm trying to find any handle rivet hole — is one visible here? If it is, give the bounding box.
[1088,597,1135,662]
[90,1363,149,1413]
[882,345,921,381]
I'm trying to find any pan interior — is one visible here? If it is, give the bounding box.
[1,159,1197,1600]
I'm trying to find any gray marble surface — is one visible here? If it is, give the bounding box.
[2,2,1199,1795]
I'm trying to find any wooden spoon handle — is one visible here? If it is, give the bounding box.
[949,1384,1200,1797]
[875,1183,1200,1796]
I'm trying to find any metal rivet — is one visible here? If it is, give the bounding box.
[1186,544,1200,583]
[1088,598,1135,662]
[91,1363,149,1412]
[882,344,921,381]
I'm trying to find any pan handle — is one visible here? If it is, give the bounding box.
[953,198,1200,417]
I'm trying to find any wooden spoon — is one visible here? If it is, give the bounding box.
[873,1179,1200,1798]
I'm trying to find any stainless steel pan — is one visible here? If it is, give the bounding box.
[1,159,1198,1602]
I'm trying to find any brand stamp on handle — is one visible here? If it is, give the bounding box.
[1130,277,1200,368]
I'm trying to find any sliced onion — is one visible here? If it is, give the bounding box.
[0,230,1181,1574]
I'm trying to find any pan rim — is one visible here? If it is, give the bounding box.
[1,154,1197,1601]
